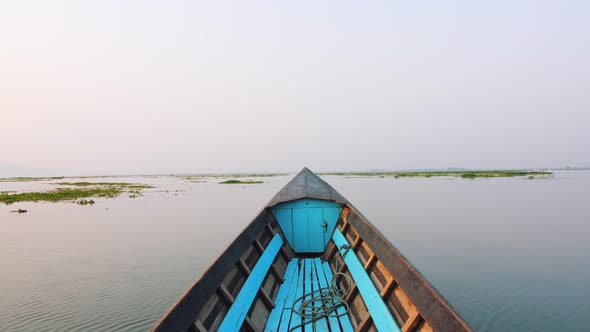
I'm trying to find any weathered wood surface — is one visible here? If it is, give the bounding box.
[323,206,473,332]
[151,210,293,332]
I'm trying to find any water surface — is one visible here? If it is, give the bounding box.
[1,171,588,331]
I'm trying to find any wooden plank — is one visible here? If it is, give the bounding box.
[380,279,396,298]
[193,320,207,332]
[276,261,300,332]
[238,259,252,276]
[218,234,283,332]
[332,229,401,332]
[218,284,235,305]
[314,259,341,331]
[284,259,305,332]
[321,262,353,332]
[266,223,276,236]
[357,311,373,331]
[254,239,265,253]
[364,254,377,270]
[402,311,421,332]
[343,284,358,303]
[264,259,298,332]
[302,259,313,330]
[259,288,276,310]
[270,264,284,284]
[312,258,333,332]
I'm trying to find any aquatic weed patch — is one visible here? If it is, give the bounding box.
[0,176,64,182]
[182,173,284,180]
[0,187,122,205]
[321,170,553,179]
[56,182,153,189]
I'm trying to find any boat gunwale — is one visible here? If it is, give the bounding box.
[343,203,474,331]
[150,208,288,332]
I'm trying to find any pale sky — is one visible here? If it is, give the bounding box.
[1,1,588,176]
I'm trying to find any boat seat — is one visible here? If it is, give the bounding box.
[218,234,283,332]
[332,229,400,332]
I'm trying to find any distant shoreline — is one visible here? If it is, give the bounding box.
[2,168,589,182]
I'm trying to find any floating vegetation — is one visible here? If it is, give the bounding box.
[56,182,153,189]
[219,179,264,184]
[0,176,64,182]
[182,173,285,180]
[180,177,208,183]
[128,190,143,199]
[55,182,153,200]
[10,209,28,213]
[77,199,95,205]
[321,170,553,179]
[0,187,122,205]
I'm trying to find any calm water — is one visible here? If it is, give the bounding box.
[1,171,589,331]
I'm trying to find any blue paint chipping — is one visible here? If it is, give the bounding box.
[332,229,401,332]
[218,234,283,332]
[271,199,342,253]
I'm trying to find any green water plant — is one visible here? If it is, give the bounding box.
[56,182,153,189]
[0,187,122,205]
[182,173,284,180]
[0,176,64,182]
[321,170,552,179]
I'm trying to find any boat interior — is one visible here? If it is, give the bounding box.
[152,168,472,332]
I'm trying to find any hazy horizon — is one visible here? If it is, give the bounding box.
[2,1,589,177]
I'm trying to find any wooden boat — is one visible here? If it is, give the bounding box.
[152,168,473,332]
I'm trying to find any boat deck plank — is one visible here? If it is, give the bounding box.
[265,258,350,332]
[265,259,299,331]
[320,261,354,332]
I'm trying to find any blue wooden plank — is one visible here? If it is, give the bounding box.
[313,258,341,332]
[302,259,313,330]
[264,259,299,332]
[332,229,401,332]
[285,259,305,332]
[277,261,299,332]
[310,258,330,332]
[321,261,354,332]
[218,234,283,332]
